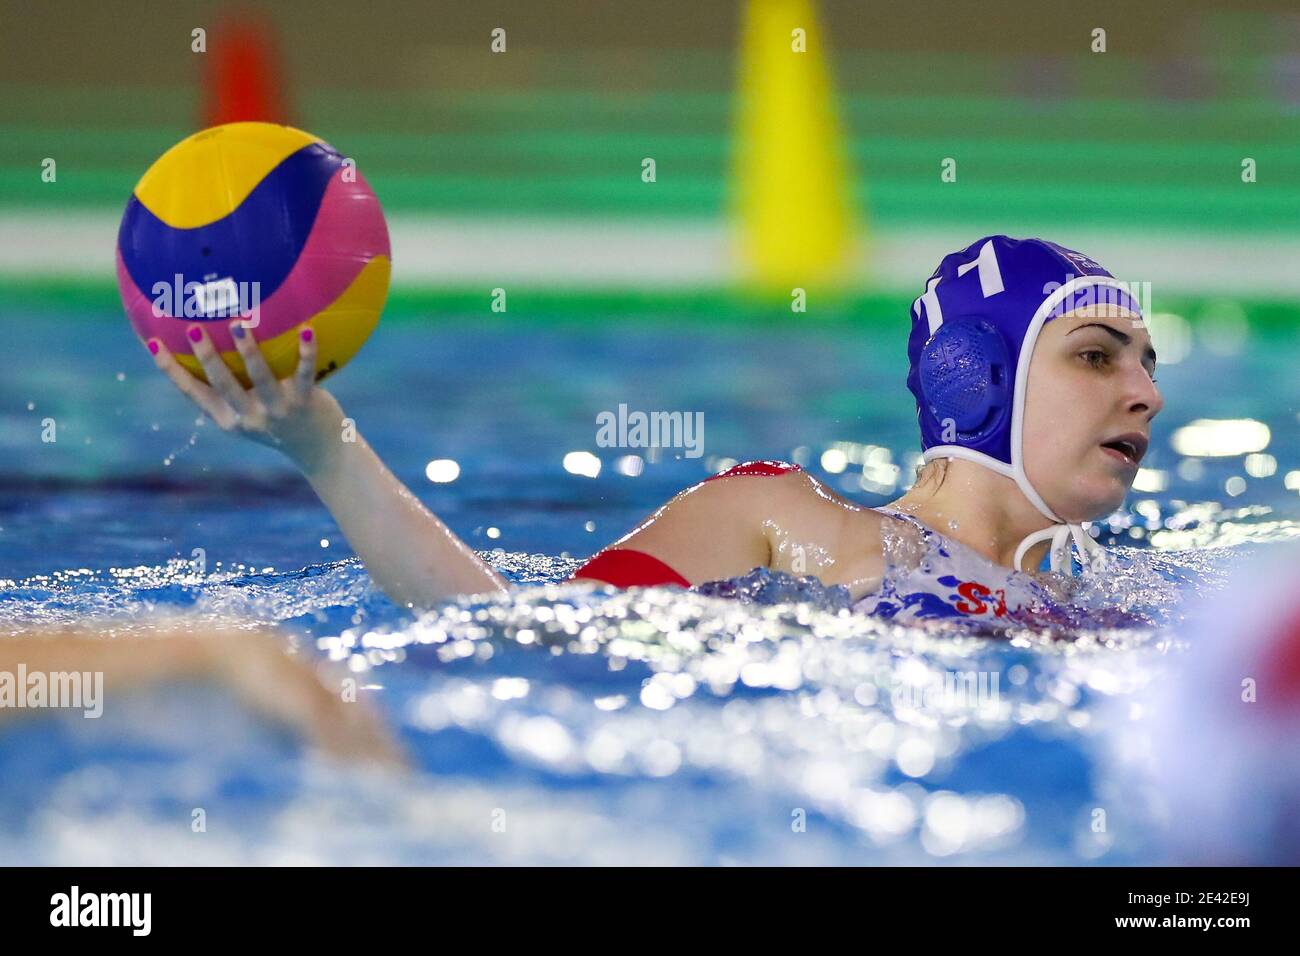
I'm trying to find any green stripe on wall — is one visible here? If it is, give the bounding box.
[2,276,1295,330]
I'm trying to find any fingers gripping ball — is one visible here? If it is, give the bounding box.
[116,122,390,386]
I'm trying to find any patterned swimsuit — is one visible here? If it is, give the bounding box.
[851,509,1062,626]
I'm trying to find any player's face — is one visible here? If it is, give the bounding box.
[1021,307,1163,522]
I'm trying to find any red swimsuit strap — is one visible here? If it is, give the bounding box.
[570,548,690,588]
[704,460,802,482]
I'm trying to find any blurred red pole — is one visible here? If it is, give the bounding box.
[201,12,290,127]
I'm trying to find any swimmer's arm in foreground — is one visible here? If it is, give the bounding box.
[0,621,402,765]
[150,323,508,610]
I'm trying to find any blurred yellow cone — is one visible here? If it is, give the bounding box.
[734,0,858,295]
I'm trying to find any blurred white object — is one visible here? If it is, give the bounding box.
[1146,545,1300,863]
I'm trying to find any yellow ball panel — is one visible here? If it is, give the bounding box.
[134,122,321,229]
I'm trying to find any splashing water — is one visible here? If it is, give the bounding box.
[0,511,1278,865]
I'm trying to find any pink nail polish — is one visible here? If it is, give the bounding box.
[187,326,203,343]
[300,328,314,343]
[147,340,160,355]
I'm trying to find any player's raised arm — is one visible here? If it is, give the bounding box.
[150,323,508,610]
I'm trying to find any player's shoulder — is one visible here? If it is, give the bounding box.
[696,460,812,504]
[703,459,888,564]
[671,459,801,514]
[698,459,880,523]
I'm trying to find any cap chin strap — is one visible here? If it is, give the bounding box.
[920,445,1109,575]
[1005,462,1108,574]
[1012,521,1105,574]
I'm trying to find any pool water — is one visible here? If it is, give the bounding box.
[1,304,1297,864]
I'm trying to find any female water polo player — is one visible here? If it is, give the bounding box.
[147,235,1161,625]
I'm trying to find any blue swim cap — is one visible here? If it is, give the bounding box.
[906,235,1144,571]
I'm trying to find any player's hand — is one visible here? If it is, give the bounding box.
[148,322,345,470]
